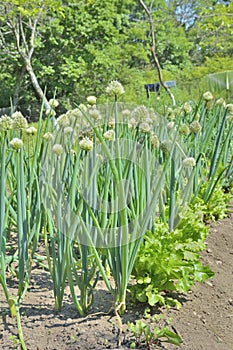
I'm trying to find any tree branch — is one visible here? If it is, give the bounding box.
[2,3,51,112]
[139,0,176,106]
[10,20,25,58]
[19,13,29,56]
[28,6,44,59]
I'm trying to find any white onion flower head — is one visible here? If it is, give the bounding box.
[167,107,175,120]
[79,104,88,113]
[174,107,182,116]
[45,108,56,117]
[167,121,175,130]
[108,118,115,128]
[11,111,28,130]
[89,107,102,120]
[190,120,202,133]
[215,98,226,107]
[167,107,173,115]
[57,114,70,128]
[86,96,97,106]
[0,115,13,131]
[66,108,82,121]
[168,113,175,121]
[106,80,125,97]
[64,126,73,135]
[226,114,233,122]
[182,102,192,114]
[183,157,196,168]
[194,112,200,121]
[25,126,37,135]
[203,91,213,101]
[49,99,59,108]
[128,117,137,128]
[226,103,233,118]
[79,137,93,151]
[10,137,23,150]
[160,139,172,154]
[103,129,115,141]
[52,144,63,156]
[139,122,151,133]
[151,134,160,148]
[43,132,54,142]
[179,123,190,135]
[226,104,233,113]
[132,105,149,121]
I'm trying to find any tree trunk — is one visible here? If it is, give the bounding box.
[13,66,25,111]
[25,58,51,111]
[139,0,176,106]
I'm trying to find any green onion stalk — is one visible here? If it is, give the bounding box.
[0,133,9,306]
[204,107,232,202]
[15,142,29,303]
[26,108,45,259]
[6,138,28,349]
[43,149,68,312]
[0,132,7,258]
[0,128,27,349]
[64,146,99,315]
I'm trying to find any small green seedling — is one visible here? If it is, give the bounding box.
[128,315,182,349]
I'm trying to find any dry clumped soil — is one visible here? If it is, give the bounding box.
[0,214,233,350]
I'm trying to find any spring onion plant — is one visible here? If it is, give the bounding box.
[0,117,28,349]
[163,94,233,227]
[0,108,46,349]
[0,129,9,305]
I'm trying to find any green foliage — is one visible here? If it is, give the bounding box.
[192,183,230,221]
[131,208,214,307]
[190,1,233,60]
[1,0,233,110]
[46,0,149,105]
[176,56,233,102]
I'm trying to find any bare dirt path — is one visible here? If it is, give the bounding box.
[164,214,233,350]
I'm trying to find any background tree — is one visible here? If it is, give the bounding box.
[0,0,62,111]
[189,1,233,62]
[40,0,150,106]
[1,0,233,113]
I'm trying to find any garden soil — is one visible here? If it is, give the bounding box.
[0,214,233,350]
